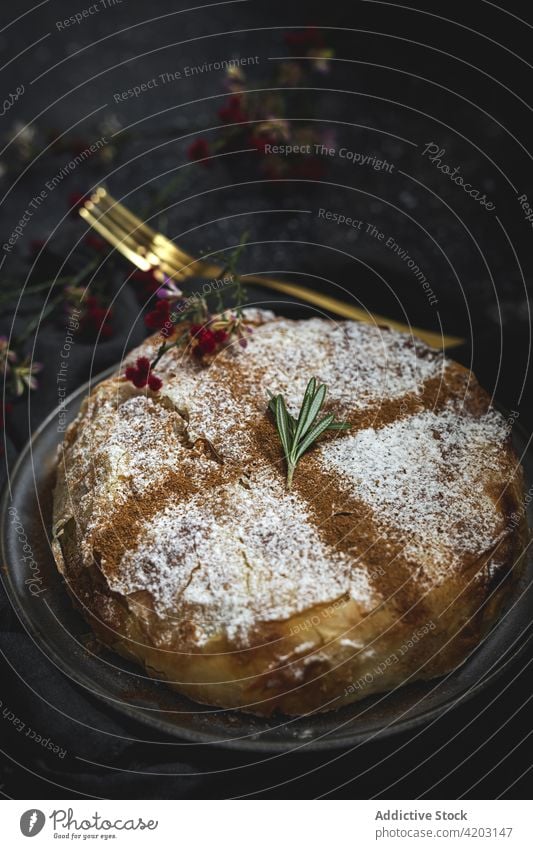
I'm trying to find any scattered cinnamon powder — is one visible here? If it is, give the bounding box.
[54,311,518,649]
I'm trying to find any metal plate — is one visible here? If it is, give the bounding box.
[2,366,532,753]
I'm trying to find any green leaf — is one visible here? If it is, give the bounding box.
[326,421,351,431]
[302,382,327,438]
[274,394,292,458]
[292,377,317,446]
[287,411,297,440]
[293,414,335,462]
[267,379,351,488]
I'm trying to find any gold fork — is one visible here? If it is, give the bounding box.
[79,187,463,349]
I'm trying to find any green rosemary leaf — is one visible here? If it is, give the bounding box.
[292,377,317,446]
[302,382,327,437]
[293,414,335,462]
[269,390,297,439]
[274,394,292,458]
[287,412,297,440]
[267,378,350,488]
[325,421,351,431]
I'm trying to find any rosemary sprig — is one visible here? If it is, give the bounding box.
[268,378,350,489]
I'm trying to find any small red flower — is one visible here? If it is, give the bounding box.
[218,94,247,124]
[131,269,160,297]
[284,26,324,49]
[249,134,276,154]
[188,312,250,360]
[189,324,230,358]
[125,357,162,391]
[213,329,229,344]
[193,327,216,355]
[99,321,114,339]
[80,295,114,340]
[145,299,171,330]
[147,373,163,391]
[188,138,211,166]
[85,297,107,323]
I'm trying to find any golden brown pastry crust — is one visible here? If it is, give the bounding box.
[52,314,528,715]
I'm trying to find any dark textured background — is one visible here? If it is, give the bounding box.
[0,0,532,798]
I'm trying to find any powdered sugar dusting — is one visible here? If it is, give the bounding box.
[105,396,187,494]
[319,404,510,576]
[112,475,375,645]
[62,389,214,540]
[58,314,517,651]
[131,314,446,468]
[236,318,444,413]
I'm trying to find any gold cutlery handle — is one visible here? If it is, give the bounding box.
[80,188,464,349]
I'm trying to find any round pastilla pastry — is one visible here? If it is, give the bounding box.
[52,312,528,715]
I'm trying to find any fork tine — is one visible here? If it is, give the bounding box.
[92,190,201,278]
[82,200,168,268]
[99,190,227,278]
[97,189,196,266]
[80,205,186,282]
[79,206,154,272]
[93,190,243,280]
[95,189,160,243]
[81,187,464,348]
[95,208,190,276]
[97,212,195,282]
